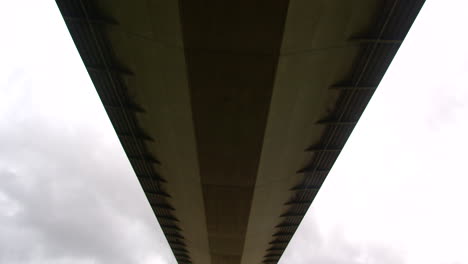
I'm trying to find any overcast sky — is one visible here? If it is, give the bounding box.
[1,0,467,264]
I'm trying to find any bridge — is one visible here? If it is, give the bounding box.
[55,1,424,263]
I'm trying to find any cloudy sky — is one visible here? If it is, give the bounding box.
[1,0,467,264]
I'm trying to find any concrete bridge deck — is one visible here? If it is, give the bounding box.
[55,1,425,263]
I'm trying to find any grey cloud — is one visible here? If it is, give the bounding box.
[0,82,175,264]
[280,216,404,264]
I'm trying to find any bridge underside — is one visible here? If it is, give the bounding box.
[56,1,424,263]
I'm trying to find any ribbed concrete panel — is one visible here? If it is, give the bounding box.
[243,1,425,264]
[241,1,376,263]
[101,1,213,262]
[55,1,211,263]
